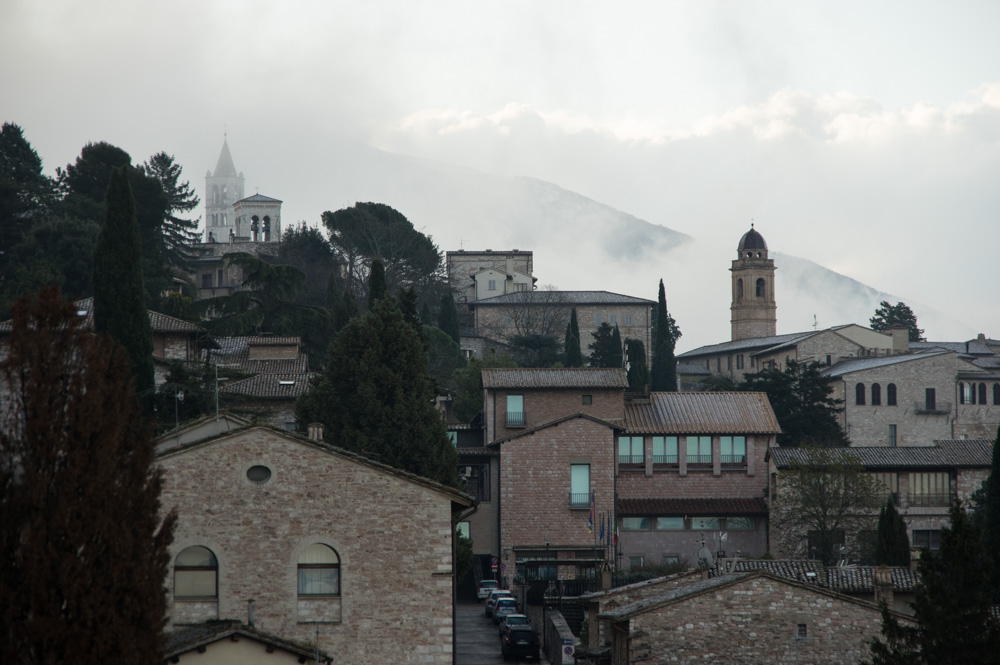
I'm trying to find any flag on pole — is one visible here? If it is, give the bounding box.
[613,519,619,546]
[599,513,605,543]
[587,495,594,533]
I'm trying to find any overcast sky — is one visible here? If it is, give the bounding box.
[3,0,999,343]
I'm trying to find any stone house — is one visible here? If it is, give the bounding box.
[595,570,910,665]
[768,439,993,558]
[157,424,474,665]
[445,248,535,306]
[616,391,781,569]
[164,620,332,664]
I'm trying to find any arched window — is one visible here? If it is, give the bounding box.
[856,383,866,406]
[979,383,987,404]
[887,383,897,406]
[959,382,966,404]
[175,546,218,598]
[871,383,881,406]
[298,544,340,596]
[736,279,743,301]
[755,278,766,298]
[993,383,1000,405]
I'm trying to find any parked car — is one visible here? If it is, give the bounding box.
[477,579,499,601]
[485,589,513,618]
[499,613,531,638]
[493,597,519,624]
[501,627,541,661]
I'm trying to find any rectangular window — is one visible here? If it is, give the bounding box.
[447,431,458,446]
[570,464,590,507]
[925,388,936,411]
[725,517,755,530]
[622,517,650,530]
[201,273,212,288]
[457,521,470,540]
[609,314,617,325]
[910,472,950,506]
[720,436,746,464]
[686,436,712,465]
[503,314,512,326]
[913,530,942,553]
[217,269,224,287]
[595,314,602,325]
[625,314,632,326]
[690,517,721,530]
[888,424,897,447]
[506,395,525,427]
[727,356,732,370]
[797,624,808,640]
[872,472,898,503]
[629,556,644,569]
[618,436,644,465]
[514,282,527,292]
[736,354,744,369]
[461,464,490,502]
[582,394,592,405]
[652,436,679,464]
[488,279,497,291]
[662,554,680,565]
[655,517,685,530]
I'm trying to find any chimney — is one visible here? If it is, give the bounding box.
[247,599,255,627]
[308,423,324,441]
[506,256,514,275]
[888,325,909,354]
[874,566,894,608]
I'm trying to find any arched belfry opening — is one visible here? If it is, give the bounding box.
[730,224,776,340]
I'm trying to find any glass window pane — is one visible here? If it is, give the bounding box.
[726,517,754,530]
[655,517,685,530]
[652,437,664,456]
[506,395,523,411]
[622,517,649,530]
[571,465,590,494]
[300,543,337,564]
[176,546,216,567]
[690,517,721,530]
[298,568,339,595]
[175,570,216,597]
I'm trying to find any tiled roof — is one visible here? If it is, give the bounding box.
[456,446,498,457]
[624,391,781,434]
[676,362,711,376]
[911,340,996,356]
[769,440,994,470]
[619,497,768,516]
[481,367,628,389]
[0,297,207,335]
[207,337,309,374]
[474,290,655,306]
[248,335,300,346]
[716,559,824,583]
[677,331,815,358]
[821,350,950,377]
[165,620,331,662]
[598,573,753,619]
[221,373,313,398]
[825,566,921,593]
[235,193,282,204]
[713,559,921,593]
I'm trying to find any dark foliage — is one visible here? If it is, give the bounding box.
[279,225,340,308]
[92,166,155,408]
[984,425,1000,601]
[875,499,911,566]
[367,258,388,308]
[438,290,461,344]
[0,122,54,252]
[510,333,561,367]
[739,360,847,446]
[452,350,517,423]
[153,361,216,432]
[0,286,176,665]
[424,325,466,392]
[625,338,650,392]
[564,308,583,367]
[588,322,622,368]
[140,152,201,270]
[650,279,677,391]
[870,300,924,342]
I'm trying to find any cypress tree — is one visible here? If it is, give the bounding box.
[0,286,176,665]
[438,291,461,344]
[587,322,617,367]
[876,498,911,566]
[651,279,677,391]
[985,424,1000,600]
[564,308,583,367]
[611,324,624,368]
[367,258,388,308]
[92,166,155,408]
[625,338,650,393]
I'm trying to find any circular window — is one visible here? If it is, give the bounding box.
[247,465,272,483]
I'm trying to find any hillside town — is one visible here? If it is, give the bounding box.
[3,128,1000,665]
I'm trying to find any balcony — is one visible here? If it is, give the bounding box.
[506,411,526,428]
[907,492,951,507]
[913,400,951,415]
[652,455,679,465]
[688,455,712,465]
[569,491,593,509]
[618,455,644,466]
[721,454,746,465]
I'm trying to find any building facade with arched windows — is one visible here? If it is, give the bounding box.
[157,424,473,664]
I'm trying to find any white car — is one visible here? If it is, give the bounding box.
[485,589,513,618]
[476,579,498,601]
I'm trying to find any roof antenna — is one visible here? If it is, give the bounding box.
[813,314,818,331]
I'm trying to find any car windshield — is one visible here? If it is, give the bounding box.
[497,599,516,607]
[510,629,536,640]
[508,616,529,624]
[480,581,497,588]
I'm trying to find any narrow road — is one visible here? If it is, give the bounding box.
[455,601,550,665]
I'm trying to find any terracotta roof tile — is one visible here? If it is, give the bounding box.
[625,391,781,434]
[475,290,655,306]
[1,297,206,335]
[618,497,768,516]
[481,367,628,389]
[770,440,993,469]
[221,373,313,398]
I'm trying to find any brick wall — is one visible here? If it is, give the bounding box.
[159,429,460,664]
[485,387,624,443]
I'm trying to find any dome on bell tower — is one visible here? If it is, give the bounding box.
[738,225,767,252]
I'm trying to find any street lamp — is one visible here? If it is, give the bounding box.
[175,390,185,430]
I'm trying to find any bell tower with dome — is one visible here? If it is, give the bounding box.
[730,224,776,340]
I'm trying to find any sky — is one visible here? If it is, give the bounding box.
[3,0,999,348]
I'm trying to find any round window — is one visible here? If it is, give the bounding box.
[247,465,272,483]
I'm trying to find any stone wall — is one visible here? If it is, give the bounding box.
[159,428,461,665]
[485,387,624,443]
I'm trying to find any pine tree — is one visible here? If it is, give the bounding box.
[92,166,155,407]
[438,290,461,344]
[297,297,457,486]
[451,350,518,422]
[984,424,1000,600]
[651,279,677,391]
[587,322,618,367]
[625,338,650,393]
[876,499,911,566]
[0,286,176,665]
[564,308,583,367]
[367,257,388,308]
[140,152,200,270]
[611,324,624,368]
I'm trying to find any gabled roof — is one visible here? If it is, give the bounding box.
[911,339,997,356]
[820,350,951,377]
[164,620,331,663]
[619,497,768,516]
[677,330,816,358]
[221,373,313,398]
[207,337,309,374]
[712,559,921,593]
[474,290,655,306]
[490,412,623,445]
[624,391,781,434]
[157,424,475,507]
[769,440,994,470]
[213,138,238,177]
[0,297,207,335]
[481,367,628,389]
[248,335,300,346]
[235,193,282,204]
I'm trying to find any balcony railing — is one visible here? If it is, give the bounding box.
[506,411,526,428]
[569,491,593,509]
[652,455,679,465]
[618,455,644,466]
[688,455,712,465]
[721,454,746,465]
[913,400,951,415]
[907,492,951,507]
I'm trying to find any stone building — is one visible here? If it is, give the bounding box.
[730,225,776,341]
[768,439,992,558]
[203,136,246,244]
[164,620,332,664]
[445,248,534,306]
[595,571,910,665]
[157,424,473,664]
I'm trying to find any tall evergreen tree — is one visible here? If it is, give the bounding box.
[452,350,517,422]
[296,297,457,486]
[875,498,911,566]
[740,360,847,446]
[611,324,624,368]
[587,322,618,368]
[625,338,650,393]
[651,279,677,391]
[140,152,200,270]
[564,308,583,367]
[367,258,388,308]
[984,424,1000,600]
[870,301,924,342]
[92,166,155,407]
[438,290,461,344]
[0,286,176,665]
[866,503,1000,665]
